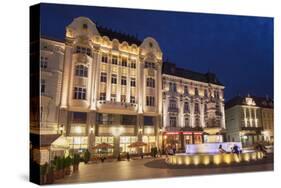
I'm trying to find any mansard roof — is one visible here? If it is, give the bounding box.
[225,95,274,109]
[96,25,142,46]
[162,61,223,86]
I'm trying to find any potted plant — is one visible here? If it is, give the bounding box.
[40,162,48,184]
[64,156,72,175]
[73,154,80,173]
[53,156,64,179]
[84,150,91,164]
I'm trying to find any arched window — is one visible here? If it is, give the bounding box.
[75,65,88,77]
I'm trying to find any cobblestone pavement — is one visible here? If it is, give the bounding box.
[55,154,273,184]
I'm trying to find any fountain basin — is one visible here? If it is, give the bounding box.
[166,151,264,166]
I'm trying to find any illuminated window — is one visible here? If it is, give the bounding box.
[130,96,135,103]
[73,87,86,100]
[76,46,91,56]
[121,95,126,103]
[41,79,46,94]
[112,55,118,65]
[101,53,108,63]
[121,57,127,67]
[146,77,155,88]
[130,60,136,68]
[121,76,127,85]
[99,93,106,101]
[169,117,177,127]
[40,56,48,69]
[100,72,107,82]
[130,78,136,87]
[111,74,117,84]
[146,96,155,106]
[75,65,88,77]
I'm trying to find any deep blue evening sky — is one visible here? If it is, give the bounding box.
[40,3,273,100]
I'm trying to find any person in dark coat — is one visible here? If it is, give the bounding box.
[126,152,130,161]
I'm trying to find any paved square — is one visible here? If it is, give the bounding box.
[55,154,273,184]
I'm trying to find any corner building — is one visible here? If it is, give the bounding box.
[36,16,226,158]
[58,17,163,156]
[162,62,226,152]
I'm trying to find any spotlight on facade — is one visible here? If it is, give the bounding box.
[112,127,124,137]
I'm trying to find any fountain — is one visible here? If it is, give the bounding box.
[166,142,264,166]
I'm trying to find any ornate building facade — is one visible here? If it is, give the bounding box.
[32,16,227,159]
[48,17,162,156]
[225,95,274,147]
[162,62,226,151]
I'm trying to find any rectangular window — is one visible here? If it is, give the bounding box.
[121,57,127,67]
[130,78,136,87]
[75,65,88,77]
[121,76,127,85]
[76,46,91,56]
[195,88,199,96]
[169,100,177,109]
[144,61,155,69]
[100,72,107,82]
[121,95,126,103]
[184,102,189,113]
[130,60,136,68]
[170,117,177,127]
[111,94,116,102]
[185,117,190,127]
[111,74,117,84]
[41,79,46,93]
[169,82,177,92]
[40,56,48,69]
[112,55,118,65]
[144,116,154,126]
[146,96,155,106]
[101,53,108,63]
[146,78,155,88]
[99,93,106,101]
[194,103,199,114]
[184,86,189,94]
[74,87,86,100]
[130,96,135,103]
[72,112,87,123]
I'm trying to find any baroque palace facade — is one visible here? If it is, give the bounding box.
[31,16,225,163]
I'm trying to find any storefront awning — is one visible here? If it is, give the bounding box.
[30,133,61,147]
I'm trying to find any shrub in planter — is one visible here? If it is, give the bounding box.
[73,154,80,173]
[53,156,64,179]
[84,150,91,164]
[64,156,72,175]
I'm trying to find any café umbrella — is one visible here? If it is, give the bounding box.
[128,141,147,148]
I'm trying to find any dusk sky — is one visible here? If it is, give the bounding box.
[40,3,273,100]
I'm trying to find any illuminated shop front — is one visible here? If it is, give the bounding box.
[163,131,204,152]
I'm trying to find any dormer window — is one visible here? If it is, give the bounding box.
[82,23,88,29]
